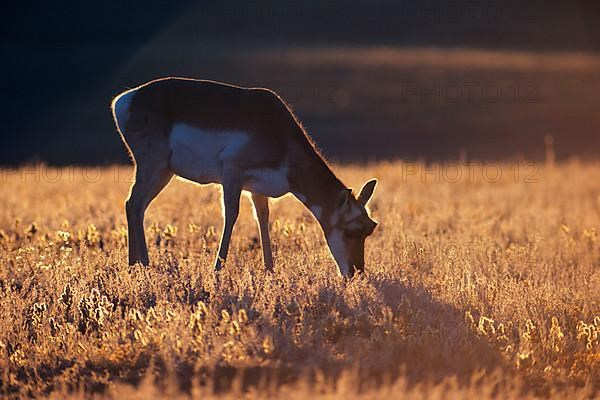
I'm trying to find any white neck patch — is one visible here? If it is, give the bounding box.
[326,229,350,277]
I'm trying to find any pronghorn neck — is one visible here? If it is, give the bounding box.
[289,149,346,233]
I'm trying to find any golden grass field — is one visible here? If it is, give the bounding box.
[0,161,598,399]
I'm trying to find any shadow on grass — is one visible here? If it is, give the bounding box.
[195,274,512,394]
[12,273,514,397]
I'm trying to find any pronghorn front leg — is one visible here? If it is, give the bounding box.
[215,166,242,271]
[251,193,274,271]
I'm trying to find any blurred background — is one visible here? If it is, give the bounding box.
[2,0,600,165]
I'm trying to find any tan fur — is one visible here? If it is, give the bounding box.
[111,77,378,277]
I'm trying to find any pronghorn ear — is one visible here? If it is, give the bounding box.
[336,188,353,210]
[357,179,377,206]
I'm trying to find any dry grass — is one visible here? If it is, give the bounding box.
[0,161,598,399]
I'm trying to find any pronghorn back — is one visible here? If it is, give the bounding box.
[112,77,306,167]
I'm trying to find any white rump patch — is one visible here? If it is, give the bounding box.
[112,90,134,134]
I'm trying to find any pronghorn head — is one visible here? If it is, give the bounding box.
[325,179,378,279]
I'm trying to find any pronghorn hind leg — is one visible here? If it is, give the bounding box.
[215,166,242,271]
[125,164,173,266]
[251,193,274,271]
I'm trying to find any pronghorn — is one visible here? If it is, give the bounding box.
[111,77,378,278]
